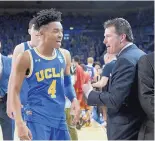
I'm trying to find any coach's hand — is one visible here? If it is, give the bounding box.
[70,98,80,125]
[16,122,32,140]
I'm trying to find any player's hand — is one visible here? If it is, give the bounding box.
[82,81,93,98]
[70,98,80,125]
[16,122,32,140]
[6,101,14,119]
[7,102,23,119]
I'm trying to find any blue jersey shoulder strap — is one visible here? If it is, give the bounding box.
[23,41,32,51]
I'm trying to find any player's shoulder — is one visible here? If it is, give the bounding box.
[19,50,30,60]
[59,48,70,56]
[15,50,30,68]
[13,42,25,55]
[58,48,71,63]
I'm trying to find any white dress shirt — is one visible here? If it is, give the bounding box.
[117,43,133,56]
[84,43,134,98]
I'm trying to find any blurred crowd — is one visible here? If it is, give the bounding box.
[0,8,154,65]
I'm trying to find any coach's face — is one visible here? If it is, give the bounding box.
[103,26,122,54]
[40,22,63,49]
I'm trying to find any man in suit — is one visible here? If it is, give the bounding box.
[82,18,146,140]
[0,41,13,140]
[138,52,154,140]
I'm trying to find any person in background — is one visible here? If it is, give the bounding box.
[0,40,13,140]
[79,64,91,128]
[86,57,96,81]
[65,64,78,140]
[92,53,116,128]
[138,52,154,140]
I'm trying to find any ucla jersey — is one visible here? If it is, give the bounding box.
[24,41,32,50]
[25,48,67,130]
[20,41,32,105]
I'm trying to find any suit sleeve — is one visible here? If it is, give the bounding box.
[138,55,154,120]
[88,58,136,109]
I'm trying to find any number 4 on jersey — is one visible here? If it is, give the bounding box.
[48,80,56,98]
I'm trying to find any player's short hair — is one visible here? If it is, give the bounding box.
[73,55,80,64]
[34,8,62,30]
[87,57,94,64]
[104,18,134,42]
[29,17,37,29]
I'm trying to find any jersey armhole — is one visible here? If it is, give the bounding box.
[59,49,67,65]
[26,50,33,78]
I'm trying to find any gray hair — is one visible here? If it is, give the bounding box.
[104,18,134,42]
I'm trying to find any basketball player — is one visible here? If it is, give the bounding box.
[86,57,96,81]
[72,55,85,109]
[8,9,80,140]
[7,17,38,119]
[65,64,78,140]
[80,64,91,127]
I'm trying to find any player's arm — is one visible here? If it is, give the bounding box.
[9,51,30,125]
[7,43,24,118]
[92,76,109,88]
[61,48,80,124]
[61,48,76,102]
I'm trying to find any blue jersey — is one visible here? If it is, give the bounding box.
[0,55,12,96]
[25,48,67,130]
[20,41,32,105]
[86,65,95,80]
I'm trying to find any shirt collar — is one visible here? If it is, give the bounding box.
[117,42,133,56]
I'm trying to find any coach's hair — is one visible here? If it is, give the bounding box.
[29,17,37,29]
[34,8,62,30]
[104,18,134,42]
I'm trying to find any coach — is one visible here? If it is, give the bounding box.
[82,18,146,140]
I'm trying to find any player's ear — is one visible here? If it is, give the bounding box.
[28,24,35,35]
[35,30,41,36]
[28,29,31,35]
[38,27,45,36]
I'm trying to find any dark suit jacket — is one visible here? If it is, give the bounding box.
[87,44,146,140]
[138,52,154,140]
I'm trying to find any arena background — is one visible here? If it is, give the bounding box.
[0,1,154,140]
[0,1,154,65]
